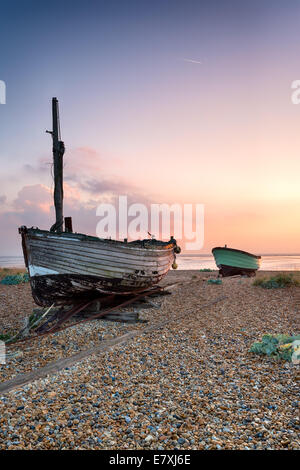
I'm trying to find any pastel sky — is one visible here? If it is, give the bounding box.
[0,0,300,255]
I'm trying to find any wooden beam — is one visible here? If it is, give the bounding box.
[49,97,64,233]
[64,217,73,233]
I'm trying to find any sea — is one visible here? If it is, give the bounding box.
[1,254,300,271]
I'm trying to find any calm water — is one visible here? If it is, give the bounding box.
[1,255,300,271]
[0,256,26,268]
[177,254,300,271]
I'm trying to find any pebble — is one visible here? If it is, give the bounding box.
[0,271,299,450]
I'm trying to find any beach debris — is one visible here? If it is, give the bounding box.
[21,317,30,338]
[207,279,222,285]
[4,303,55,344]
[0,273,29,285]
[250,334,300,361]
[253,273,300,289]
[0,332,14,342]
[142,297,160,309]
[6,350,23,360]
[5,285,170,342]
[87,308,144,324]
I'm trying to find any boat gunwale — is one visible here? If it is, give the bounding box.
[27,236,174,258]
[22,227,176,252]
[212,247,261,260]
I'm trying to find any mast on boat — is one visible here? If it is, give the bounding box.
[47,97,65,233]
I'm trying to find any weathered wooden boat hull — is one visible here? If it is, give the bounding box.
[216,264,258,277]
[19,227,177,306]
[212,247,261,277]
[30,273,167,306]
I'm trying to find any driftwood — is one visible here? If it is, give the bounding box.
[13,285,174,343]
[32,303,145,326]
[21,317,30,338]
[143,297,160,309]
[95,309,146,323]
[74,301,145,323]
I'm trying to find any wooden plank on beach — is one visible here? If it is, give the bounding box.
[0,295,227,395]
[0,331,137,394]
[79,309,141,322]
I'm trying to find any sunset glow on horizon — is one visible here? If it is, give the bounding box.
[1,1,300,255]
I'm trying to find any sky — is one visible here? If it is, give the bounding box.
[0,0,300,255]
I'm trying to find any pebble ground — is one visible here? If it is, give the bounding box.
[0,270,299,449]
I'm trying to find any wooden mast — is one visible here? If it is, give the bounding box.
[47,97,65,232]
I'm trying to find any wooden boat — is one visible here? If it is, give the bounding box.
[19,98,180,306]
[212,245,261,277]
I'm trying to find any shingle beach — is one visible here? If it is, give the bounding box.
[0,270,299,450]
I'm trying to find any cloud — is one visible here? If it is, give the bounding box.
[0,180,156,254]
[23,161,51,175]
[22,147,106,181]
[58,147,145,201]
[64,147,107,179]
[21,146,129,198]
[0,183,95,255]
[13,184,53,214]
[0,145,165,254]
[183,58,202,64]
[77,178,138,196]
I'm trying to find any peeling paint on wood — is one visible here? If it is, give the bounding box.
[19,226,179,306]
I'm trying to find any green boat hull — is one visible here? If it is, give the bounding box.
[212,247,261,277]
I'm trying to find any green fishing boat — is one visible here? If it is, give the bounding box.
[212,245,261,277]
